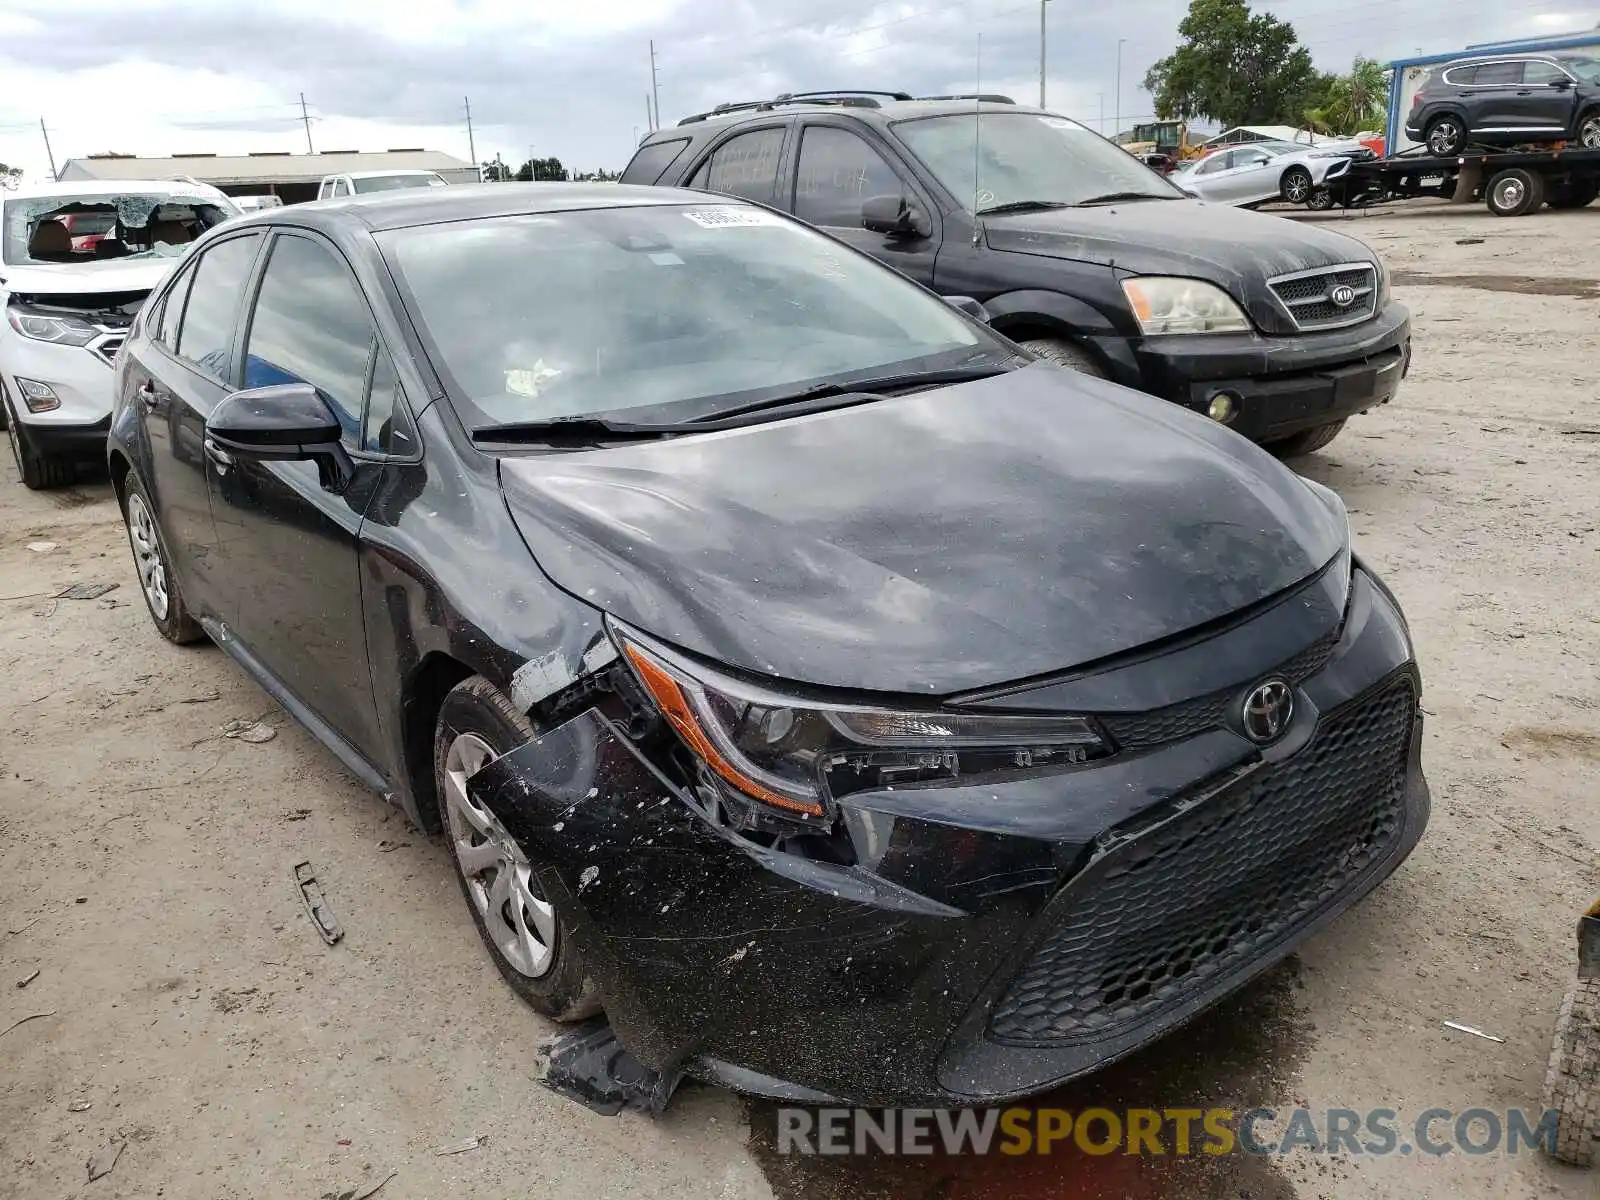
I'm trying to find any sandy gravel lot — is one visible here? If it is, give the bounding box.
[1,200,1597,1200]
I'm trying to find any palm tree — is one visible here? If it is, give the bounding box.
[1306,57,1389,135]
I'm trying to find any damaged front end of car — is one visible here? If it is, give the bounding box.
[464,557,1430,1116]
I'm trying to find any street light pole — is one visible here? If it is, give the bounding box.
[1038,0,1049,109]
[1114,38,1126,141]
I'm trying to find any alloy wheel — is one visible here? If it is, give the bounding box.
[1428,121,1462,156]
[1580,116,1600,149]
[1283,171,1311,203]
[125,491,171,621]
[442,731,556,979]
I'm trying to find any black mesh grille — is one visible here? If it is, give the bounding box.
[989,677,1416,1046]
[1098,628,1339,750]
[1269,265,1377,330]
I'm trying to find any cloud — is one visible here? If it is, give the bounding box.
[0,0,1581,182]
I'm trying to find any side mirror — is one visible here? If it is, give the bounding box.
[205,383,352,491]
[1552,77,1573,91]
[861,194,931,239]
[942,295,991,323]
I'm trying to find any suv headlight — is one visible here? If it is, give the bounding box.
[616,628,1108,819]
[1374,259,1391,307]
[1121,277,1252,335]
[6,304,99,347]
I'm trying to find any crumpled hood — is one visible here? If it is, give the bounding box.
[498,365,1345,697]
[981,199,1377,335]
[0,256,181,297]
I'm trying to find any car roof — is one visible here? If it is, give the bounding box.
[647,97,1043,139]
[335,169,445,180]
[249,182,732,233]
[7,179,229,202]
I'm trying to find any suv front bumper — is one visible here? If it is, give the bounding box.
[1106,301,1411,445]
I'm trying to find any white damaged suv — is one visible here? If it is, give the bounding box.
[0,180,240,488]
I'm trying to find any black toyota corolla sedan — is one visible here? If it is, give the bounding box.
[108,183,1428,1108]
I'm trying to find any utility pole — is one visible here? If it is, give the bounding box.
[645,93,655,133]
[495,151,506,182]
[39,118,57,181]
[463,96,477,172]
[299,92,314,154]
[1038,0,1049,109]
[649,41,661,130]
[1098,93,1105,134]
[1113,39,1126,142]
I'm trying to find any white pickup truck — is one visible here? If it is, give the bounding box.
[316,170,449,199]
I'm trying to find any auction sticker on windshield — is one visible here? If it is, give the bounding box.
[682,208,783,228]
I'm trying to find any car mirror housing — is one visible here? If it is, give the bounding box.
[206,382,352,491]
[862,194,931,239]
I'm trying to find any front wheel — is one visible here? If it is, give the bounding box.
[1305,186,1335,212]
[434,676,600,1022]
[1265,419,1346,458]
[3,386,73,490]
[1280,166,1313,204]
[1541,979,1598,1167]
[1578,110,1600,150]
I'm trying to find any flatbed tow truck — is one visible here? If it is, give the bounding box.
[1341,142,1600,216]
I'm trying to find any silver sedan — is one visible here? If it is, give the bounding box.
[1172,143,1354,209]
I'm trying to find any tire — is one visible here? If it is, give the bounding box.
[1486,167,1545,217]
[1305,186,1335,212]
[1541,978,1598,1168]
[1280,166,1313,205]
[1265,419,1346,458]
[1424,114,1466,157]
[1549,179,1600,209]
[1578,110,1600,150]
[1019,336,1106,378]
[3,385,73,490]
[434,676,600,1023]
[120,469,206,645]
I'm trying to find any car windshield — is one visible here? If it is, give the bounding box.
[352,174,446,193]
[380,203,999,428]
[1,193,234,267]
[893,112,1181,210]
[1558,56,1600,84]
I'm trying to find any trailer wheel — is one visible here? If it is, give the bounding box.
[1540,979,1598,1167]
[1550,179,1600,209]
[1486,168,1545,217]
[1424,115,1466,156]
[1306,186,1335,211]
[1280,166,1313,204]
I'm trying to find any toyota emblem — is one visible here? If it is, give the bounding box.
[1241,680,1294,745]
[1329,284,1358,309]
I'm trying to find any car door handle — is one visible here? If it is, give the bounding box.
[203,436,234,470]
[136,382,159,411]
[1516,90,1533,96]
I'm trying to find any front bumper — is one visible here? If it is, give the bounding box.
[1109,301,1411,444]
[0,326,120,434]
[470,566,1428,1107]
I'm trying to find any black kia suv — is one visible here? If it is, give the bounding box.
[1406,52,1600,156]
[623,90,1411,457]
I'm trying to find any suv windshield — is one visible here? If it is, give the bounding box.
[351,174,447,194]
[381,203,997,428]
[1,193,234,267]
[1557,56,1600,84]
[896,112,1182,210]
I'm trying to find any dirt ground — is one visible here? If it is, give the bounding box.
[2,201,1598,1200]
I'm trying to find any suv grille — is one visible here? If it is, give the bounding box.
[92,336,125,367]
[1269,264,1377,331]
[1098,628,1339,750]
[989,676,1416,1046]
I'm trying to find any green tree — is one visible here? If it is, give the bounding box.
[1143,0,1318,128]
[1305,57,1389,135]
[0,163,22,190]
[480,159,512,182]
[514,156,570,182]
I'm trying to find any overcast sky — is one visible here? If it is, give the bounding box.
[0,0,1591,183]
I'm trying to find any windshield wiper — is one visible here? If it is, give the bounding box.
[471,415,703,445]
[975,200,1073,216]
[1073,191,1173,206]
[688,363,1013,424]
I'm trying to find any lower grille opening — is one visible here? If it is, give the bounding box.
[989,676,1416,1046]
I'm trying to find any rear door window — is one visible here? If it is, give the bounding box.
[621,138,692,184]
[695,127,786,202]
[1474,61,1523,85]
[174,233,264,381]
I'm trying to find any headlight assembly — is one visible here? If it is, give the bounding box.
[615,627,1108,820]
[1121,276,1252,336]
[6,305,99,347]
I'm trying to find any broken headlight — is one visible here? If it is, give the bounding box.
[614,626,1108,820]
[6,304,100,348]
[1120,276,1251,336]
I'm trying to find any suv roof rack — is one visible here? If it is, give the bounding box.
[676,89,915,126]
[918,93,1017,104]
